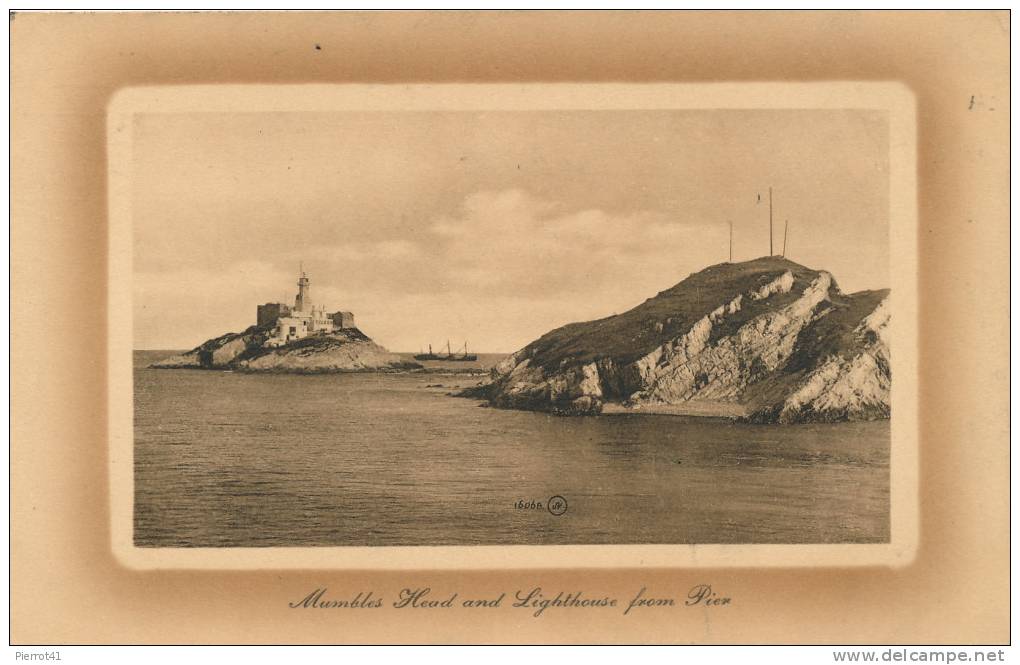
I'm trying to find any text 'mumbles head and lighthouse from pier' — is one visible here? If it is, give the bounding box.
[257,266,355,347]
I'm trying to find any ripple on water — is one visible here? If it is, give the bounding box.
[133,352,890,547]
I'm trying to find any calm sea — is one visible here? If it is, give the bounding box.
[133,350,890,547]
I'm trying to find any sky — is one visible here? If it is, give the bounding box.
[132,109,889,352]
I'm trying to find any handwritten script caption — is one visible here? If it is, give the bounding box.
[289,585,731,617]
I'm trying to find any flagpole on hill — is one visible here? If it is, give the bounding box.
[769,186,774,256]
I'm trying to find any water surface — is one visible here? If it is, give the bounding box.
[134,350,889,547]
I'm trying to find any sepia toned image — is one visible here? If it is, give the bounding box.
[108,83,917,567]
[13,10,1009,647]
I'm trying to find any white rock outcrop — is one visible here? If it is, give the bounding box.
[754,294,890,423]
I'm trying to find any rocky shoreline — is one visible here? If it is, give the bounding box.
[150,257,890,424]
[459,257,890,424]
[151,325,422,373]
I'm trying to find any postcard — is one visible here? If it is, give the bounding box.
[11,11,1008,645]
[108,82,918,571]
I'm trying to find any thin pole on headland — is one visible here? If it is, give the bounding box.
[783,219,789,257]
[728,220,733,262]
[768,186,774,256]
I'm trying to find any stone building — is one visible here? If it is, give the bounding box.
[259,268,356,347]
[331,311,356,329]
[257,302,291,327]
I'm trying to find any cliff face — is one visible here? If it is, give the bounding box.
[475,257,890,423]
[151,325,420,373]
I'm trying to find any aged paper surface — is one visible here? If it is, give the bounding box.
[11,10,1009,644]
[107,82,916,570]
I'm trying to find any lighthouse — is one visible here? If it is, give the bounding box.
[294,264,310,312]
[257,268,355,347]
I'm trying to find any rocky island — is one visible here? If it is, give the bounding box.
[151,269,420,373]
[464,256,890,424]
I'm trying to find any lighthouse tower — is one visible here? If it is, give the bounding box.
[294,265,310,312]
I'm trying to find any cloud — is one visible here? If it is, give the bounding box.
[135,190,732,351]
[424,188,728,301]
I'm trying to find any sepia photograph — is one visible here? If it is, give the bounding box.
[12,9,1008,648]
[108,83,916,564]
